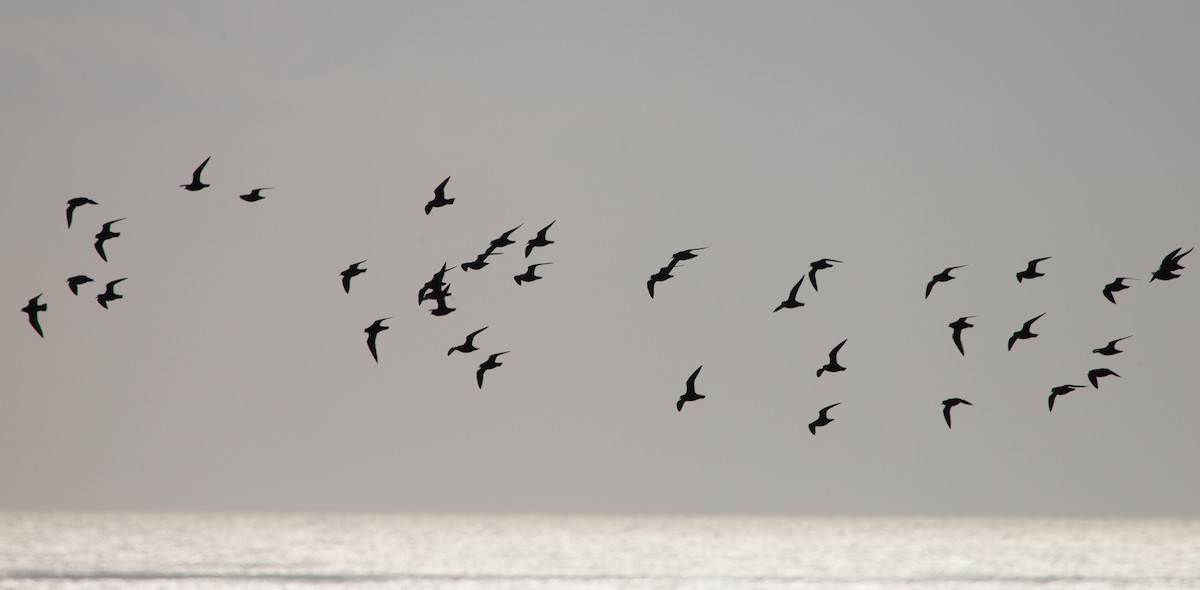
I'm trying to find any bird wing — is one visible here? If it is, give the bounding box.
[367,333,379,362]
[829,339,846,363]
[1048,393,1057,412]
[1160,247,1183,268]
[676,399,685,412]
[66,203,77,227]
[94,238,108,261]
[537,221,555,239]
[789,276,804,300]
[952,329,964,356]
[686,366,702,395]
[1023,313,1045,330]
[808,267,820,292]
[476,366,486,388]
[943,404,952,428]
[342,273,352,293]
[525,242,535,257]
[1007,333,1017,351]
[1102,285,1116,304]
[1088,370,1099,388]
[192,156,210,183]
[808,421,817,435]
[434,176,450,199]
[467,326,488,343]
[925,278,936,299]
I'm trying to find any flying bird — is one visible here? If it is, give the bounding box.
[1007,313,1045,351]
[419,263,451,304]
[1088,368,1121,389]
[461,247,501,271]
[93,218,125,262]
[525,221,555,257]
[514,263,552,285]
[941,398,972,429]
[180,156,211,191]
[1102,277,1137,304]
[429,293,456,316]
[1016,257,1051,283]
[96,278,127,309]
[671,247,708,263]
[364,318,391,363]
[1150,247,1192,281]
[808,258,842,292]
[239,188,272,202]
[948,316,975,356]
[926,265,966,299]
[448,326,488,356]
[477,351,509,388]
[816,339,848,377]
[66,275,93,295]
[1048,384,1088,412]
[21,294,47,338]
[425,176,454,215]
[340,261,367,293]
[774,276,806,312]
[676,365,706,412]
[646,260,682,299]
[65,197,97,228]
[808,403,841,435]
[489,224,523,249]
[1093,336,1131,356]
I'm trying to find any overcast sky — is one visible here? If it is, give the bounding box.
[2,1,1198,516]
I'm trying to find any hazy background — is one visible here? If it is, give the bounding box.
[2,1,1197,516]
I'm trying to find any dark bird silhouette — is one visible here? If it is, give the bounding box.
[525,221,555,257]
[65,197,98,228]
[461,247,501,271]
[942,398,972,429]
[948,316,975,356]
[676,365,705,411]
[239,188,272,202]
[1007,313,1045,351]
[671,247,707,263]
[364,318,392,363]
[429,292,456,317]
[1016,257,1051,282]
[21,294,47,338]
[477,351,509,388]
[340,261,367,293]
[66,275,93,295]
[816,339,848,377]
[1088,368,1121,389]
[94,218,124,262]
[419,263,451,304]
[180,156,211,191]
[514,263,552,285]
[926,265,966,299]
[774,276,806,312]
[1048,384,1088,412]
[1093,336,1131,356]
[96,278,127,309]
[425,176,453,215]
[808,258,842,292]
[1150,247,1192,281]
[1102,277,1137,304]
[808,403,840,435]
[647,260,682,299]
[448,327,488,356]
[490,224,523,249]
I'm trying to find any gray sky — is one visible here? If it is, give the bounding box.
[2,1,1198,516]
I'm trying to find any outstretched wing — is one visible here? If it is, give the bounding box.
[192,156,211,183]
[828,339,847,363]
[952,329,965,356]
[434,176,450,199]
[790,275,805,299]
[685,366,702,395]
[925,278,936,299]
[943,404,952,428]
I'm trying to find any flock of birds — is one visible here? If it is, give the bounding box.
[16,156,1196,436]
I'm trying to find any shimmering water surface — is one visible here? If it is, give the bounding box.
[1,513,1197,590]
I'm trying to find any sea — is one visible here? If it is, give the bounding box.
[0,513,1197,590]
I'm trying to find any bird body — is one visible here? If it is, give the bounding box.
[477,351,509,388]
[948,316,975,356]
[419,263,451,304]
[1151,247,1192,281]
[67,275,93,295]
[1088,368,1121,388]
[808,403,840,434]
[21,294,47,337]
[1007,313,1045,351]
[94,218,125,262]
[774,276,806,312]
[1093,336,1131,356]
[1016,257,1051,282]
[926,265,966,299]
[1102,277,1137,304]
[676,366,705,411]
[1048,384,1088,412]
[942,398,972,428]
[239,188,272,202]
[525,221,555,257]
[96,278,127,309]
[448,327,488,355]
[425,176,454,214]
[65,197,98,227]
[808,258,842,292]
[180,156,211,191]
[817,339,848,377]
[341,261,367,293]
[364,318,392,362]
[514,263,552,285]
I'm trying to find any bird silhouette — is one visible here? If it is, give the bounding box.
[514,263,552,285]
[1007,313,1045,351]
[448,327,488,356]
[93,218,124,262]
[525,221,555,257]
[926,265,966,299]
[1093,336,1131,356]
[1016,257,1051,282]
[429,292,456,317]
[1150,247,1192,282]
[425,176,453,215]
[340,261,367,293]
[461,247,501,271]
[774,276,806,312]
[647,260,682,299]
[808,403,840,435]
[1088,368,1121,389]
[816,339,848,377]
[419,263,451,304]
[21,294,47,337]
[96,278,127,309]
[65,197,97,228]
[942,398,972,428]
[239,188,272,202]
[1048,384,1088,412]
[671,247,707,263]
[180,156,211,191]
[808,259,842,292]
[1102,277,1137,304]
[477,351,509,388]
[676,365,705,411]
[490,224,523,249]
[66,275,93,295]
[364,318,391,363]
[948,316,975,356]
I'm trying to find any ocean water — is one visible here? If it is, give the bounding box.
[0,513,1197,590]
